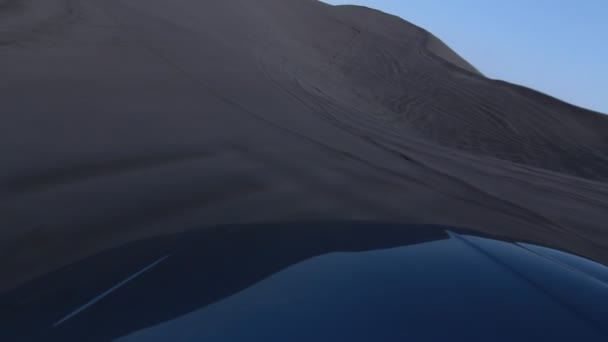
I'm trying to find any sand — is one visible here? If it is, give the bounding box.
[1,0,608,292]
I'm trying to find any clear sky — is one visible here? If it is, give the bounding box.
[324,0,608,114]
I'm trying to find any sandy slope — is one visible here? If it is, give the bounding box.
[1,0,608,291]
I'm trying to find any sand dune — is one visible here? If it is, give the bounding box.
[1,0,608,291]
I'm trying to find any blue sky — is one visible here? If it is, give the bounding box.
[324,0,608,114]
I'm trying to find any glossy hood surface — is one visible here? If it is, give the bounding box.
[1,222,608,341]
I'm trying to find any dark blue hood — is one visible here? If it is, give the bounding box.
[2,222,608,341]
